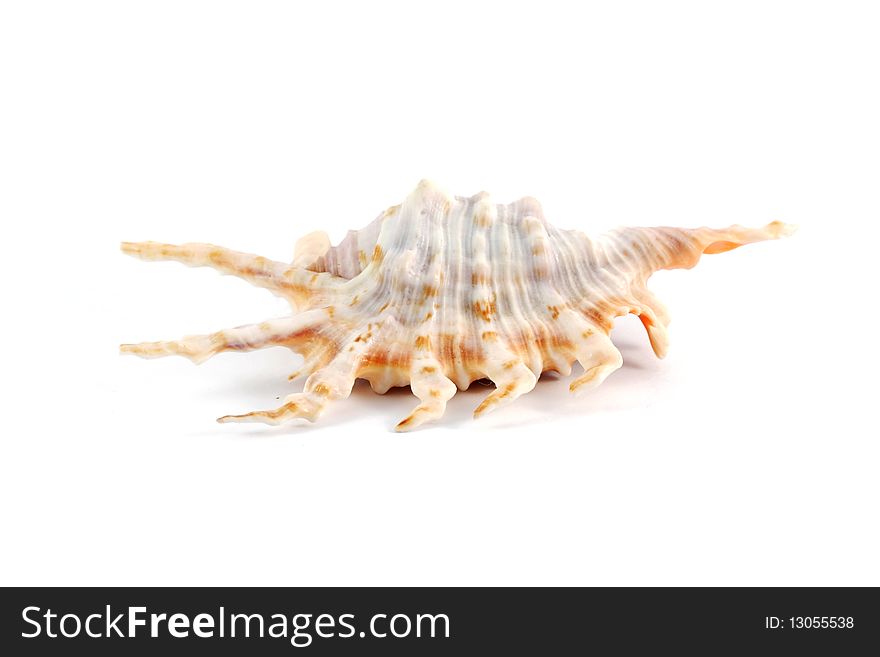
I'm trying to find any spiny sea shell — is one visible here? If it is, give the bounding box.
[121,180,794,430]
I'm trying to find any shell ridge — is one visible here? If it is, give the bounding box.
[512,203,567,376]
[495,203,545,375]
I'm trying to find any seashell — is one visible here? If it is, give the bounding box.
[121,180,794,431]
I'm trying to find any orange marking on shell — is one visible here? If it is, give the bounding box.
[481,331,498,342]
[584,307,612,332]
[472,296,497,322]
[372,245,384,261]
[359,348,412,379]
[311,383,332,397]
[438,334,464,366]
[415,335,432,351]
[474,211,493,228]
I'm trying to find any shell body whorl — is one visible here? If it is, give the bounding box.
[121,180,793,430]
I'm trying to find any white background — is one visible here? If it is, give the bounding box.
[2,1,878,586]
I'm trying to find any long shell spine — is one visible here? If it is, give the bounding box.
[121,180,794,430]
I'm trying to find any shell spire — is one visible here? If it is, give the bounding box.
[121,180,795,430]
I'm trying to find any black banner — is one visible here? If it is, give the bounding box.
[1,587,877,654]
